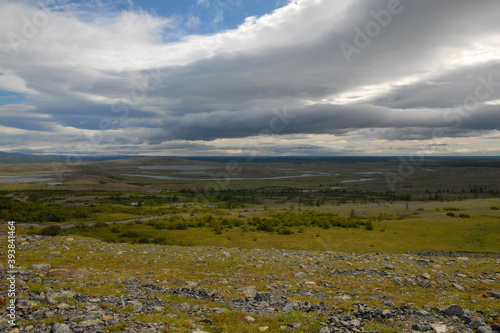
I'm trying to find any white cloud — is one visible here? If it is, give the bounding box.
[197,0,209,7]
[1,0,500,156]
[186,16,201,29]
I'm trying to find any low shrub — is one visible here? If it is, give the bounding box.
[40,225,62,236]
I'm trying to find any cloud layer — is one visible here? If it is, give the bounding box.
[1,0,500,156]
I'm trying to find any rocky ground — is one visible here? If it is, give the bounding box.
[1,234,499,333]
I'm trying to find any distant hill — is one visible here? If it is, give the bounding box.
[0,152,133,164]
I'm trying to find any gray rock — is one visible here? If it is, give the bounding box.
[418,310,430,316]
[351,319,362,328]
[79,319,101,328]
[51,290,76,299]
[141,329,157,333]
[51,323,71,333]
[441,304,464,317]
[431,323,447,333]
[477,326,494,333]
[0,318,9,331]
[319,327,331,333]
[127,300,144,312]
[488,291,500,299]
[392,277,404,286]
[244,316,255,323]
[32,263,52,270]
[283,302,297,313]
[172,303,191,312]
[124,278,139,285]
[470,318,486,329]
[295,272,306,278]
[382,309,392,317]
[412,324,433,332]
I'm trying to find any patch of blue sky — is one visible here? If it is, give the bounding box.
[0,90,33,106]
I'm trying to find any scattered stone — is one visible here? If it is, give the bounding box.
[477,326,494,333]
[412,323,432,332]
[258,327,269,332]
[79,319,101,328]
[295,272,306,278]
[244,316,256,323]
[319,327,331,333]
[51,323,71,333]
[453,283,465,291]
[456,257,470,261]
[431,323,447,333]
[470,318,486,329]
[392,277,404,286]
[441,304,464,318]
[488,291,500,299]
[172,303,191,312]
[239,286,258,298]
[422,273,431,279]
[32,263,51,270]
[185,281,198,288]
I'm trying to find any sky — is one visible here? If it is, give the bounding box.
[1,0,500,157]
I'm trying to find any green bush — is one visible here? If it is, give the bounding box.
[120,231,141,238]
[490,206,499,210]
[138,236,149,243]
[278,227,293,235]
[154,221,167,229]
[446,212,455,217]
[110,225,120,233]
[40,225,62,236]
[174,221,188,230]
[458,213,471,218]
[74,222,88,229]
[365,221,374,231]
[153,236,169,245]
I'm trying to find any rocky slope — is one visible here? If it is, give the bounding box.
[1,235,499,333]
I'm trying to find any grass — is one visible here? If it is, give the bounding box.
[26,198,499,253]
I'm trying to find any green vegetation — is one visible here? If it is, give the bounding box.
[40,225,62,236]
[1,157,499,254]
